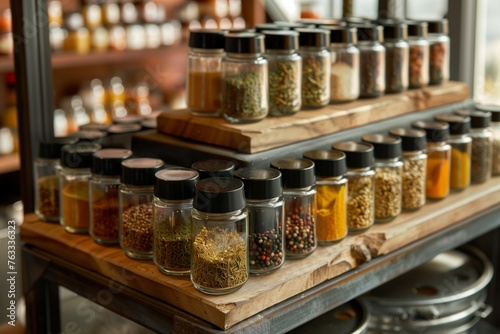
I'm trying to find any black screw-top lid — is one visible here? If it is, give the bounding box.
[254,23,289,33]
[296,18,345,27]
[331,141,374,169]
[224,32,265,54]
[154,167,199,200]
[455,109,491,129]
[191,159,235,179]
[234,167,282,200]
[39,137,78,159]
[121,157,164,186]
[69,130,107,142]
[354,24,384,42]
[434,114,471,135]
[263,30,299,51]
[361,134,402,159]
[188,29,225,49]
[427,19,448,35]
[107,123,142,134]
[381,21,408,40]
[274,21,314,29]
[193,177,246,213]
[270,158,315,189]
[295,28,330,48]
[303,150,347,177]
[321,26,357,44]
[61,143,101,169]
[406,20,428,38]
[79,123,110,132]
[389,128,427,151]
[92,148,133,175]
[412,121,449,142]
[475,104,500,122]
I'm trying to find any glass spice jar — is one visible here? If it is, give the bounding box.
[119,157,165,259]
[191,177,248,294]
[428,19,450,85]
[82,2,102,30]
[64,13,91,54]
[331,141,375,233]
[382,21,409,94]
[186,29,225,117]
[270,158,317,258]
[234,167,285,275]
[303,150,347,244]
[295,28,330,109]
[361,134,403,222]
[191,158,235,179]
[222,33,268,123]
[101,1,121,26]
[407,21,430,88]
[389,128,427,211]
[412,121,451,200]
[153,167,199,276]
[35,137,78,222]
[264,30,302,116]
[475,104,500,175]
[434,114,472,191]
[89,148,133,244]
[356,24,386,98]
[59,143,101,233]
[456,109,493,184]
[323,26,360,102]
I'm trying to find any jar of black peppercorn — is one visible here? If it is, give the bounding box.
[234,167,285,275]
[389,128,427,211]
[35,137,78,222]
[270,158,317,258]
[475,104,500,176]
[191,158,235,179]
[356,24,386,98]
[456,109,493,184]
[191,177,248,294]
[407,21,430,88]
[119,157,164,259]
[428,19,450,85]
[221,33,268,123]
[361,134,403,222]
[331,141,375,233]
[153,167,199,276]
[263,30,302,116]
[382,21,409,93]
[90,148,133,245]
[434,114,472,191]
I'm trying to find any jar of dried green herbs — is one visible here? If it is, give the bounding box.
[475,104,500,176]
[221,33,268,123]
[407,21,430,89]
[296,28,331,109]
[119,157,164,259]
[356,24,386,98]
[382,21,409,94]
[263,30,302,116]
[153,167,199,276]
[191,177,248,294]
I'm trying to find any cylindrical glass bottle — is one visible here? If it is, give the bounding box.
[413,121,451,199]
[475,104,500,175]
[456,109,493,184]
[428,19,450,85]
[303,150,347,244]
[361,134,403,222]
[264,30,302,116]
[89,148,133,244]
[234,167,285,275]
[59,143,101,233]
[323,26,360,102]
[407,21,430,88]
[331,141,375,233]
[222,33,268,123]
[382,21,409,93]
[119,158,164,259]
[270,158,317,258]
[434,114,472,191]
[389,128,427,210]
[186,29,225,117]
[191,177,248,294]
[356,25,386,98]
[153,167,199,276]
[296,28,331,109]
[191,158,235,179]
[35,137,77,222]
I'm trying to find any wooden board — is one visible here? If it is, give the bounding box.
[157,81,468,154]
[20,176,500,330]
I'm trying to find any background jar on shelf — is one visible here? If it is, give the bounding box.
[428,19,450,85]
[475,104,500,176]
[382,21,409,94]
[407,21,430,89]
[356,24,386,98]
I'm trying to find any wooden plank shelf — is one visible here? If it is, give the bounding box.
[20,175,500,330]
[157,81,469,153]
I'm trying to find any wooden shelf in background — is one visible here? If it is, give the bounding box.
[0,152,19,174]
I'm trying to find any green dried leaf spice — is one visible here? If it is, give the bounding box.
[302,58,327,107]
[222,72,266,120]
[269,61,300,115]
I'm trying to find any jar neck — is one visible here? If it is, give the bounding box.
[266,49,296,55]
[226,52,262,59]
[403,150,424,157]
[190,47,224,55]
[245,196,283,205]
[330,42,354,48]
[155,197,193,206]
[193,207,246,217]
